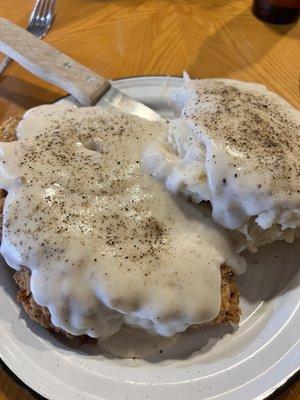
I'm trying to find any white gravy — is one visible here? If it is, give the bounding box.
[0,105,245,338]
[142,79,300,249]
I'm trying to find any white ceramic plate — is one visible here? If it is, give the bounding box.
[0,76,299,400]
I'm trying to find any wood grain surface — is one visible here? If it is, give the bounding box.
[0,17,111,106]
[0,0,299,399]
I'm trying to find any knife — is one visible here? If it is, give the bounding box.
[0,18,163,122]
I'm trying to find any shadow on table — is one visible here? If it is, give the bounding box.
[188,8,297,78]
[0,76,60,111]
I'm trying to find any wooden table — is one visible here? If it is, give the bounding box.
[0,0,299,398]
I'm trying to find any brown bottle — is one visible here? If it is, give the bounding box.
[253,0,300,24]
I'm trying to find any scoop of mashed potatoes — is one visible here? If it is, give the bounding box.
[142,77,300,252]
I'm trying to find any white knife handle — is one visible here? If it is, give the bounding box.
[0,18,110,106]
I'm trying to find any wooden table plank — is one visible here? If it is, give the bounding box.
[0,0,299,399]
[0,369,35,400]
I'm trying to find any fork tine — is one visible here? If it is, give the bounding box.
[43,0,54,26]
[38,0,49,24]
[49,0,56,18]
[43,0,51,19]
[39,0,55,38]
[46,1,55,23]
[29,0,41,25]
[27,0,55,37]
[29,0,43,26]
[44,0,54,23]
[38,0,49,30]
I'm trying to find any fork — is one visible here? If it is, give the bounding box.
[0,0,55,74]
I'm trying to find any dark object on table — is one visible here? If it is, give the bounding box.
[253,0,300,24]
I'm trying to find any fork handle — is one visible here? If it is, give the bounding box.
[0,55,12,74]
[0,18,111,106]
